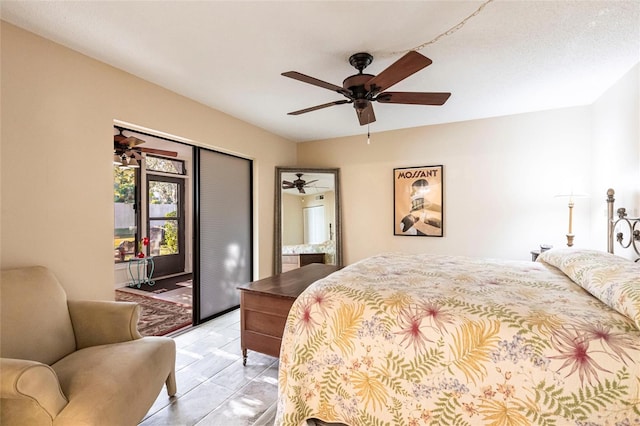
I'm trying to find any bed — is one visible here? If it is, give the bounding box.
[283,240,336,265]
[275,190,640,425]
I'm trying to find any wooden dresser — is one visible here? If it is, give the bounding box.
[237,263,340,365]
[281,253,325,272]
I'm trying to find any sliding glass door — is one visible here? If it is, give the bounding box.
[194,148,252,323]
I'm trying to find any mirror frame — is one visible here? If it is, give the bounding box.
[274,167,342,274]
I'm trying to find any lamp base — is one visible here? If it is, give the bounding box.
[566,234,574,247]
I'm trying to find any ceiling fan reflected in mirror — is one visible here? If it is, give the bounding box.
[113,128,178,168]
[282,173,326,194]
[282,51,451,126]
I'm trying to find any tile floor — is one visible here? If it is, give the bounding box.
[140,309,279,426]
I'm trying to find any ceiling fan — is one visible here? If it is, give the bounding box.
[282,51,451,126]
[282,173,319,194]
[113,128,178,167]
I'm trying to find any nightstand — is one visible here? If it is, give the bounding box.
[530,250,540,261]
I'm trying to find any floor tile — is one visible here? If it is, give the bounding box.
[142,308,280,426]
[141,380,234,426]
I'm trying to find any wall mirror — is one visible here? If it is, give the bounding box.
[274,167,342,274]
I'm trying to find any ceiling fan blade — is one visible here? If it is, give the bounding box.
[282,71,351,97]
[287,100,351,116]
[376,92,451,105]
[357,102,376,126]
[365,51,432,95]
[299,187,306,194]
[137,147,178,157]
[282,180,294,186]
[304,180,319,185]
[115,135,146,147]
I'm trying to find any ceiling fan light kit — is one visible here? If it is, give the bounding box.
[114,151,141,169]
[282,50,451,126]
[113,127,179,169]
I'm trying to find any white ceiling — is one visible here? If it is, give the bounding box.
[2,1,639,143]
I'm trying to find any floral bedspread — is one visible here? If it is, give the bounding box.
[276,251,640,426]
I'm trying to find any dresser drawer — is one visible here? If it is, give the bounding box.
[241,331,282,358]
[299,253,325,266]
[245,310,288,337]
[242,292,294,317]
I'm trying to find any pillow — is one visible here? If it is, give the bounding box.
[538,249,640,330]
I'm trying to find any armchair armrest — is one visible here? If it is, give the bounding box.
[67,300,142,349]
[1,358,68,420]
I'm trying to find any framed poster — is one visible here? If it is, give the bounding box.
[393,165,443,236]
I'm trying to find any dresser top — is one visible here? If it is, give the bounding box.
[237,263,341,299]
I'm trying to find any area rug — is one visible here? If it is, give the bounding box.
[115,290,192,336]
[128,275,192,294]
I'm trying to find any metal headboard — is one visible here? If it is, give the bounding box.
[606,188,640,261]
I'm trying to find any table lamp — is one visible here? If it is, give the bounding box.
[555,192,588,247]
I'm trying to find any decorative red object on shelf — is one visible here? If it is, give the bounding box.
[137,237,150,258]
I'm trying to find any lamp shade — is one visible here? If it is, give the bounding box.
[554,192,589,200]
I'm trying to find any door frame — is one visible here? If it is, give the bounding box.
[146,174,186,277]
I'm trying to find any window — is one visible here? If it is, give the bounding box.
[146,155,185,175]
[148,179,180,256]
[114,165,139,263]
[303,206,326,244]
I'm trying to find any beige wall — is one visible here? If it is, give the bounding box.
[1,22,296,300]
[281,193,303,245]
[298,76,638,264]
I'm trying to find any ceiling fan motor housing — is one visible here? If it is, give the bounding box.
[348,52,373,73]
[343,74,374,111]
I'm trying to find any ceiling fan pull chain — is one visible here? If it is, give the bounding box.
[383,0,494,58]
[367,121,371,145]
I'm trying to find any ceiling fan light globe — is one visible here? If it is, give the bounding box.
[354,99,369,112]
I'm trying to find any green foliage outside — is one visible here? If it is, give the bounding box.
[162,211,178,254]
[149,181,176,205]
[114,166,135,203]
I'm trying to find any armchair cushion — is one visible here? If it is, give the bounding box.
[1,266,76,365]
[51,337,175,426]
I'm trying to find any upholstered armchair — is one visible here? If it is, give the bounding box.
[1,266,177,426]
